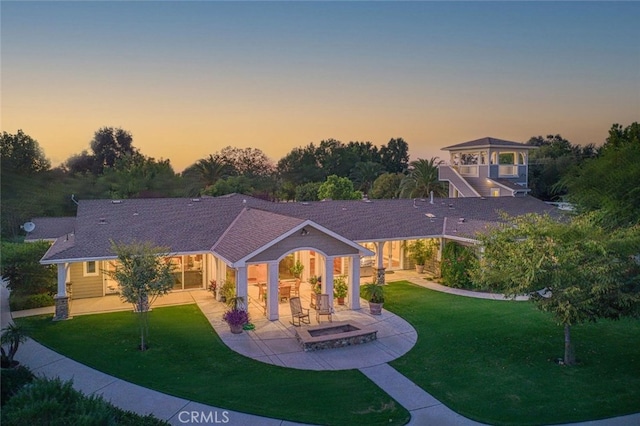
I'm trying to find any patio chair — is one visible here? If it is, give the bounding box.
[289,297,310,326]
[291,278,302,297]
[279,285,291,303]
[315,293,333,323]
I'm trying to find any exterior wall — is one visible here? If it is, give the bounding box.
[68,262,103,299]
[248,228,359,263]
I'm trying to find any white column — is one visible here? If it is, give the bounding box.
[57,263,69,297]
[323,256,335,311]
[215,258,224,301]
[374,241,386,284]
[267,261,279,321]
[235,266,248,310]
[375,242,385,269]
[348,255,361,310]
[300,250,310,281]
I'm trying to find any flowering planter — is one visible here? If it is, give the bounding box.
[337,297,345,305]
[229,324,244,334]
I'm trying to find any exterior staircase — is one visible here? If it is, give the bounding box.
[438,166,481,197]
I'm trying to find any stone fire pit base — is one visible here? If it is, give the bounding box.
[295,321,378,352]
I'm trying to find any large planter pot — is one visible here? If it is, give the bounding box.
[369,302,383,315]
[415,264,425,273]
[229,324,244,334]
[336,297,345,305]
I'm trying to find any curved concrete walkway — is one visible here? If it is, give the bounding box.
[3,277,639,426]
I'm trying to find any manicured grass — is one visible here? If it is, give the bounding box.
[386,281,640,426]
[17,304,409,426]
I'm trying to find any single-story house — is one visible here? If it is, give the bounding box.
[29,137,560,321]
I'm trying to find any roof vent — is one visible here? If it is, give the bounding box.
[111,200,122,204]
[98,217,107,224]
[425,213,435,218]
[458,217,465,223]
[301,202,310,205]
[191,198,201,202]
[133,212,139,216]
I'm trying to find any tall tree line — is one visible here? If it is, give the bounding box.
[3,122,638,239]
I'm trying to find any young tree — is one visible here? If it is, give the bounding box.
[317,175,362,200]
[107,241,174,351]
[472,213,640,365]
[370,173,403,199]
[295,182,322,202]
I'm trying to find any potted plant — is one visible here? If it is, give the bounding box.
[308,276,322,308]
[222,308,250,334]
[407,239,432,273]
[333,275,348,305]
[362,282,385,315]
[1,324,27,368]
[219,280,235,304]
[289,260,304,279]
[222,296,249,334]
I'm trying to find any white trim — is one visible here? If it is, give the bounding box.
[230,220,374,268]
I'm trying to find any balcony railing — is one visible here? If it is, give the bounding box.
[498,165,518,176]
[458,165,478,176]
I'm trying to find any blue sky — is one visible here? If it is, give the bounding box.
[2,1,638,171]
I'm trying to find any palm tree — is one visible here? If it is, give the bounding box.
[350,161,384,196]
[194,155,229,189]
[399,157,447,198]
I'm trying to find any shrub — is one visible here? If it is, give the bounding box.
[8,293,54,311]
[1,366,34,406]
[0,241,56,296]
[1,377,168,425]
[333,275,348,299]
[441,242,477,289]
[222,308,250,327]
[361,282,385,303]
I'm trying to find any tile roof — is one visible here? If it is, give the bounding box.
[441,137,533,151]
[40,193,562,264]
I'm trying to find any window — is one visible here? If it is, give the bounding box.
[84,261,99,277]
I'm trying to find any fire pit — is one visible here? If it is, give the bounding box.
[295,321,377,351]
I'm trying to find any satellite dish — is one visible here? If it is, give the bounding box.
[22,222,36,233]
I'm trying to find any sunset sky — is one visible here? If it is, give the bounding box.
[2,1,638,172]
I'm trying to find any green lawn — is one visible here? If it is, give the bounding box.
[17,304,409,426]
[17,283,640,425]
[386,281,640,426]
